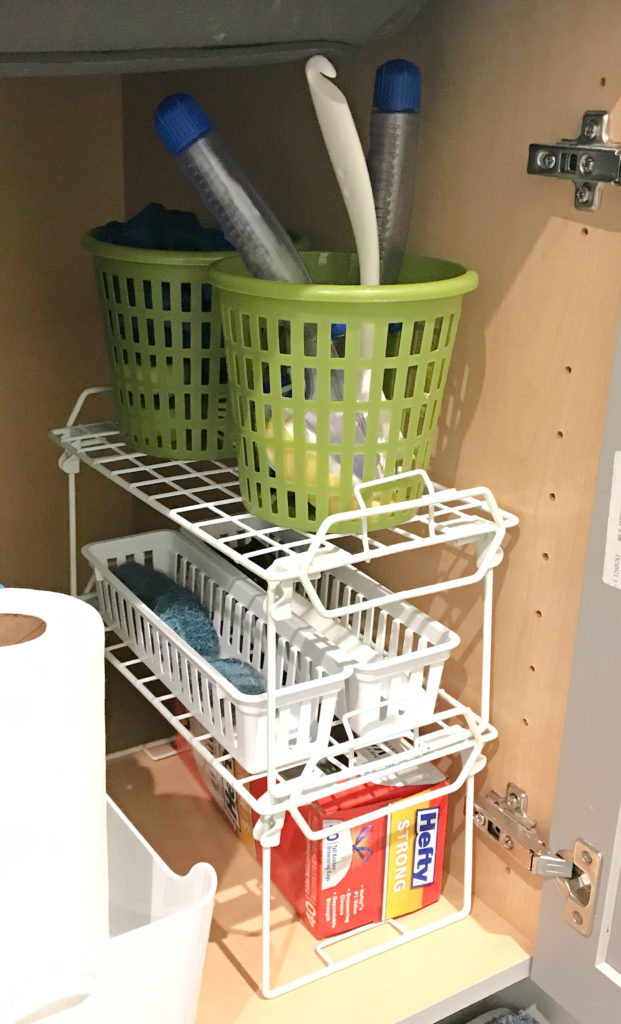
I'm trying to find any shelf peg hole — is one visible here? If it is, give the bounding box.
[581,227,589,237]
[600,76,607,87]
[557,430,564,439]
[529,665,536,672]
[535,609,542,618]
[565,365,573,374]
[542,551,550,561]
[522,717,530,726]
[549,492,556,501]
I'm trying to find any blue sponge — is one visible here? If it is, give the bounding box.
[114,561,174,606]
[152,588,219,662]
[114,561,219,661]
[113,560,265,694]
[211,657,266,696]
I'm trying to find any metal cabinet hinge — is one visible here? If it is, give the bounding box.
[527,110,621,210]
[555,838,601,937]
[473,783,601,935]
[474,783,571,877]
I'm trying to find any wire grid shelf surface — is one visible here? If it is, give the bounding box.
[104,627,496,818]
[52,421,517,594]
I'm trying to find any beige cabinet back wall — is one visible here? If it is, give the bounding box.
[0,75,168,749]
[0,76,132,591]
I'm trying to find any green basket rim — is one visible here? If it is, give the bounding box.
[82,228,311,266]
[81,228,235,266]
[207,251,479,302]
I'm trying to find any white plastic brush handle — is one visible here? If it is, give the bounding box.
[305,55,380,289]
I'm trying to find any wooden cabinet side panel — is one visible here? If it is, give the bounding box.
[0,76,131,591]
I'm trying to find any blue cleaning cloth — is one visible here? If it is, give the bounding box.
[114,561,218,661]
[152,589,219,662]
[211,657,266,696]
[114,561,175,606]
[113,560,265,694]
[98,203,235,252]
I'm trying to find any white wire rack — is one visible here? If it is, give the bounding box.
[104,626,495,816]
[51,397,518,617]
[104,625,491,997]
[52,388,518,998]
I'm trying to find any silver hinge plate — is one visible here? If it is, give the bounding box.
[527,110,621,210]
[474,784,601,936]
[555,838,602,936]
[474,783,573,878]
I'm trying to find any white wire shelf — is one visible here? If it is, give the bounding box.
[57,392,512,1000]
[104,624,490,998]
[105,626,495,826]
[51,419,518,613]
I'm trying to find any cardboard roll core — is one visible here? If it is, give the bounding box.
[0,613,47,647]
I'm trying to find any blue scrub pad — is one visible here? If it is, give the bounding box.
[113,559,266,693]
[114,561,174,606]
[211,658,266,695]
[152,589,219,662]
[114,560,219,661]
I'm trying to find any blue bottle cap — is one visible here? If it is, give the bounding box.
[331,323,347,340]
[373,60,421,113]
[154,93,214,156]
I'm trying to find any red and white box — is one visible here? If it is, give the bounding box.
[179,729,449,939]
[257,767,449,939]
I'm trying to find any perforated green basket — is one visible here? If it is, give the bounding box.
[83,230,234,460]
[208,252,478,532]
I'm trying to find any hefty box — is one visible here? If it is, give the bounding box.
[255,765,449,939]
[270,774,446,937]
[178,726,448,939]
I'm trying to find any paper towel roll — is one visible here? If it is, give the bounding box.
[0,590,108,1024]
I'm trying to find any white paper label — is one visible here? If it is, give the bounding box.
[603,451,621,589]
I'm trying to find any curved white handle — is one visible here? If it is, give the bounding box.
[305,55,380,288]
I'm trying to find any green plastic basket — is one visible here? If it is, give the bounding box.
[83,230,235,460]
[208,251,478,533]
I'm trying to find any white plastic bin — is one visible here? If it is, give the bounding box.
[293,564,460,737]
[16,798,216,1024]
[83,530,350,773]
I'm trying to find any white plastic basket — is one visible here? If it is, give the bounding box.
[292,564,460,737]
[15,798,216,1024]
[83,530,350,773]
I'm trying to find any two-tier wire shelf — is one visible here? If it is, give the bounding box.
[51,387,518,998]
